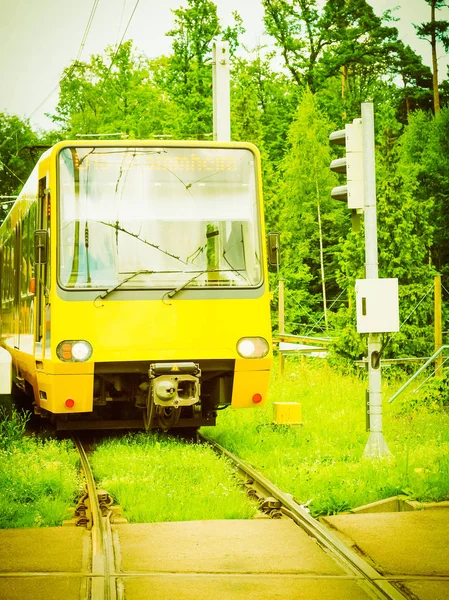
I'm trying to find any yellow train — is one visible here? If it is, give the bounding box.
[0,140,274,430]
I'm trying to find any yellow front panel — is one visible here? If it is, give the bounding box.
[50,296,272,363]
[36,371,93,413]
[231,369,271,408]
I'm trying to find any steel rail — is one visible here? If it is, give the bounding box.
[200,433,408,600]
[73,437,117,600]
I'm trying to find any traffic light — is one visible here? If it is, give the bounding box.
[329,119,364,210]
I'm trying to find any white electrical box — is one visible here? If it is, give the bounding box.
[355,278,399,333]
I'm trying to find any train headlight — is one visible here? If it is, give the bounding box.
[57,340,93,362]
[237,337,269,359]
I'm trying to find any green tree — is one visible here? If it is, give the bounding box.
[262,0,326,90]
[399,107,449,276]
[393,44,433,119]
[319,0,399,111]
[231,53,298,162]
[414,0,449,113]
[53,42,179,138]
[376,105,436,357]
[277,89,347,334]
[262,0,400,113]
[163,0,244,139]
[0,113,43,224]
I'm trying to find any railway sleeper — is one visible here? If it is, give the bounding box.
[64,489,127,528]
[241,479,287,519]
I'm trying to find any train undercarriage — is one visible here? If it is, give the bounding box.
[32,359,234,431]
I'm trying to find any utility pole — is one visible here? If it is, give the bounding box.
[361,103,390,459]
[330,103,399,459]
[212,42,231,142]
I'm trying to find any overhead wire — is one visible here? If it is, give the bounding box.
[99,0,141,94]
[29,0,100,121]
[1,0,101,149]
[285,288,326,333]
[114,0,127,48]
[0,159,24,185]
[1,0,141,203]
[304,287,347,337]
[75,0,101,64]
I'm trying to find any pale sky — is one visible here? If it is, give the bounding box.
[0,0,448,131]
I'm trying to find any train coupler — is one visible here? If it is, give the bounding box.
[148,362,201,408]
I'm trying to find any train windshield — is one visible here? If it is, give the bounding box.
[58,146,263,291]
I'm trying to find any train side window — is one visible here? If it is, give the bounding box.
[7,239,13,302]
[3,244,7,303]
[29,203,37,285]
[21,216,28,297]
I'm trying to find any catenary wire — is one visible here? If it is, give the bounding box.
[99,0,141,95]
[0,0,101,150]
[0,159,24,185]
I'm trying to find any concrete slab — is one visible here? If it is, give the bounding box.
[0,527,90,600]
[121,574,373,600]
[404,580,449,600]
[0,527,90,572]
[323,509,449,600]
[0,577,85,600]
[322,509,449,576]
[115,520,379,599]
[114,519,345,575]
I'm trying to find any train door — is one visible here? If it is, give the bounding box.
[34,176,50,359]
[13,221,21,350]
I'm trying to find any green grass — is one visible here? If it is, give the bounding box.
[3,360,448,528]
[90,433,257,522]
[0,409,82,528]
[203,359,449,517]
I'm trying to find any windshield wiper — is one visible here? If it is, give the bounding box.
[163,270,208,302]
[162,269,241,303]
[95,269,154,303]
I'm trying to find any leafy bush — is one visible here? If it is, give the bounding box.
[0,407,29,449]
[413,373,449,410]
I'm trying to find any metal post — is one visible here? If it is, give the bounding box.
[434,274,443,377]
[279,279,285,375]
[362,102,390,458]
[212,42,231,142]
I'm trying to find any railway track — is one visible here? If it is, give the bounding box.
[198,433,409,600]
[2,432,446,599]
[71,432,410,600]
[73,437,118,600]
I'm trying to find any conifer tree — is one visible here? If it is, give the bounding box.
[415,0,449,113]
[278,89,346,334]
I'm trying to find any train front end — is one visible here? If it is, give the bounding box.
[36,141,272,430]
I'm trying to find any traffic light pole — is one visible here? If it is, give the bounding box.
[361,102,390,458]
[212,42,231,142]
